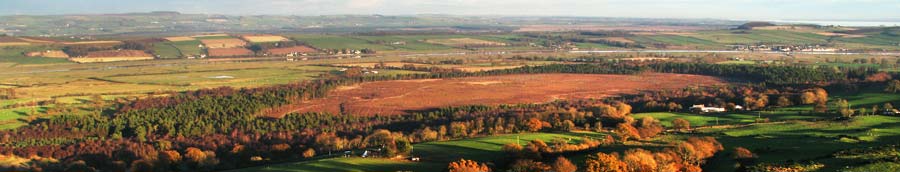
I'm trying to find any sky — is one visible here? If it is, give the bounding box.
[1,0,899,21]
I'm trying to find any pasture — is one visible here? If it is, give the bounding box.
[0,45,72,65]
[702,115,900,171]
[230,132,604,172]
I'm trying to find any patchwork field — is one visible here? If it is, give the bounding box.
[289,73,726,116]
[200,38,248,48]
[208,48,253,57]
[241,35,289,43]
[424,38,507,47]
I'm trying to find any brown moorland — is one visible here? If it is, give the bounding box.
[281,73,726,116]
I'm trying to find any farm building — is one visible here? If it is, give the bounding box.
[266,46,317,56]
[690,104,726,113]
[69,50,154,63]
[885,109,900,115]
[207,48,253,57]
[200,38,248,48]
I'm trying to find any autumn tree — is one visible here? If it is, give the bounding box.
[835,98,853,118]
[635,117,663,138]
[776,96,793,107]
[800,91,817,104]
[302,148,316,158]
[623,149,657,172]
[523,139,550,160]
[551,157,577,172]
[733,147,757,171]
[672,118,691,132]
[448,159,491,172]
[733,147,756,160]
[590,102,632,120]
[184,147,220,171]
[508,159,551,172]
[414,127,439,142]
[886,80,900,93]
[585,152,628,172]
[315,132,347,155]
[525,118,545,132]
[673,137,723,166]
[801,88,828,105]
[502,143,524,158]
[615,123,641,143]
[667,102,682,112]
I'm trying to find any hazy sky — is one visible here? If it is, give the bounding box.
[1,0,898,20]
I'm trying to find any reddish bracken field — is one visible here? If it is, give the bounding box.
[284,73,726,116]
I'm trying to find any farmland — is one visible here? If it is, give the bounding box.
[200,38,248,48]
[3,12,900,172]
[240,35,289,43]
[290,73,726,116]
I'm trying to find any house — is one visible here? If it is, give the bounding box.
[884,109,900,115]
[690,105,726,113]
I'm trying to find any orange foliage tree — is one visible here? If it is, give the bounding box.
[552,157,577,172]
[615,123,641,143]
[585,152,628,172]
[672,118,691,132]
[448,159,491,172]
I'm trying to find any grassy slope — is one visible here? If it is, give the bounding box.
[231,132,606,172]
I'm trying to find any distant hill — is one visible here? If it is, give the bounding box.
[737,22,776,30]
[0,12,743,36]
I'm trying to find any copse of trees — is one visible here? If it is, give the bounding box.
[648,63,867,85]
[584,137,722,172]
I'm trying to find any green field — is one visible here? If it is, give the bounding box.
[687,30,830,45]
[629,35,722,49]
[0,45,72,65]
[702,115,900,171]
[234,157,443,172]
[289,35,395,51]
[232,132,606,172]
[152,42,182,59]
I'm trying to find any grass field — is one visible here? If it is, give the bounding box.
[233,157,444,172]
[0,45,72,65]
[290,35,395,51]
[629,35,722,49]
[152,42,182,59]
[702,115,900,171]
[231,132,605,172]
[686,30,831,45]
